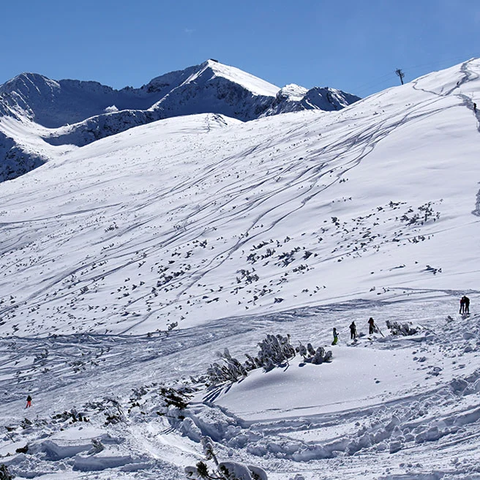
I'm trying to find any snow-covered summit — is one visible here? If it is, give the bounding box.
[186,59,280,96]
[277,83,309,101]
[140,59,278,98]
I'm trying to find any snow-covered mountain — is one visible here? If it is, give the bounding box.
[0,60,359,181]
[0,59,479,479]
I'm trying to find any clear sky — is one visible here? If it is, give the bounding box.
[1,0,478,98]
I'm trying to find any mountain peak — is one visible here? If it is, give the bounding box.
[0,72,60,95]
[183,59,280,97]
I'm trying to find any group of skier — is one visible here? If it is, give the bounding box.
[332,296,471,345]
[331,317,379,345]
[346,317,379,342]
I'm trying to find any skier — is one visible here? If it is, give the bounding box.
[463,295,470,314]
[349,322,357,340]
[460,295,470,314]
[332,328,339,345]
[25,395,32,408]
[474,102,477,113]
[368,317,376,335]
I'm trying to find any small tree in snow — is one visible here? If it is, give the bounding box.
[207,348,248,386]
[386,320,419,336]
[256,334,295,371]
[297,342,332,364]
[186,436,268,479]
[0,464,13,480]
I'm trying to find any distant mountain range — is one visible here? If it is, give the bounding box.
[0,60,360,182]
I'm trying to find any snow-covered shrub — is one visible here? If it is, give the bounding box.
[51,408,87,424]
[0,464,13,480]
[256,334,295,371]
[84,397,126,425]
[219,462,268,479]
[296,342,332,364]
[167,321,178,333]
[244,353,258,371]
[207,348,248,386]
[186,437,268,479]
[206,333,330,386]
[386,320,419,336]
[297,343,307,359]
[88,438,105,455]
[159,386,191,410]
[218,333,297,374]
[185,463,204,479]
[311,346,332,364]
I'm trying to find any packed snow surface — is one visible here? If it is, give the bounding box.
[0,59,479,479]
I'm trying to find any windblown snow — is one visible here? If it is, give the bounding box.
[0,59,479,479]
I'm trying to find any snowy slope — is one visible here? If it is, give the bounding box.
[1,59,478,337]
[0,59,479,479]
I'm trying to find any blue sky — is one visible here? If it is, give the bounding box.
[2,0,479,97]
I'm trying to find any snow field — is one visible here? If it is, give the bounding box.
[0,59,479,478]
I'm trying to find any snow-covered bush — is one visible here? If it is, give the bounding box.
[201,436,219,465]
[386,320,419,336]
[296,342,332,364]
[186,460,267,480]
[186,436,268,479]
[256,334,295,371]
[207,334,296,385]
[159,386,191,410]
[0,464,13,480]
[207,348,248,386]
[206,334,331,386]
[84,397,126,426]
[310,346,333,365]
[219,462,268,480]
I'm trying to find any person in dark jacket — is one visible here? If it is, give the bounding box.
[25,395,32,408]
[464,295,470,314]
[349,322,357,340]
[368,317,376,335]
[460,295,470,314]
